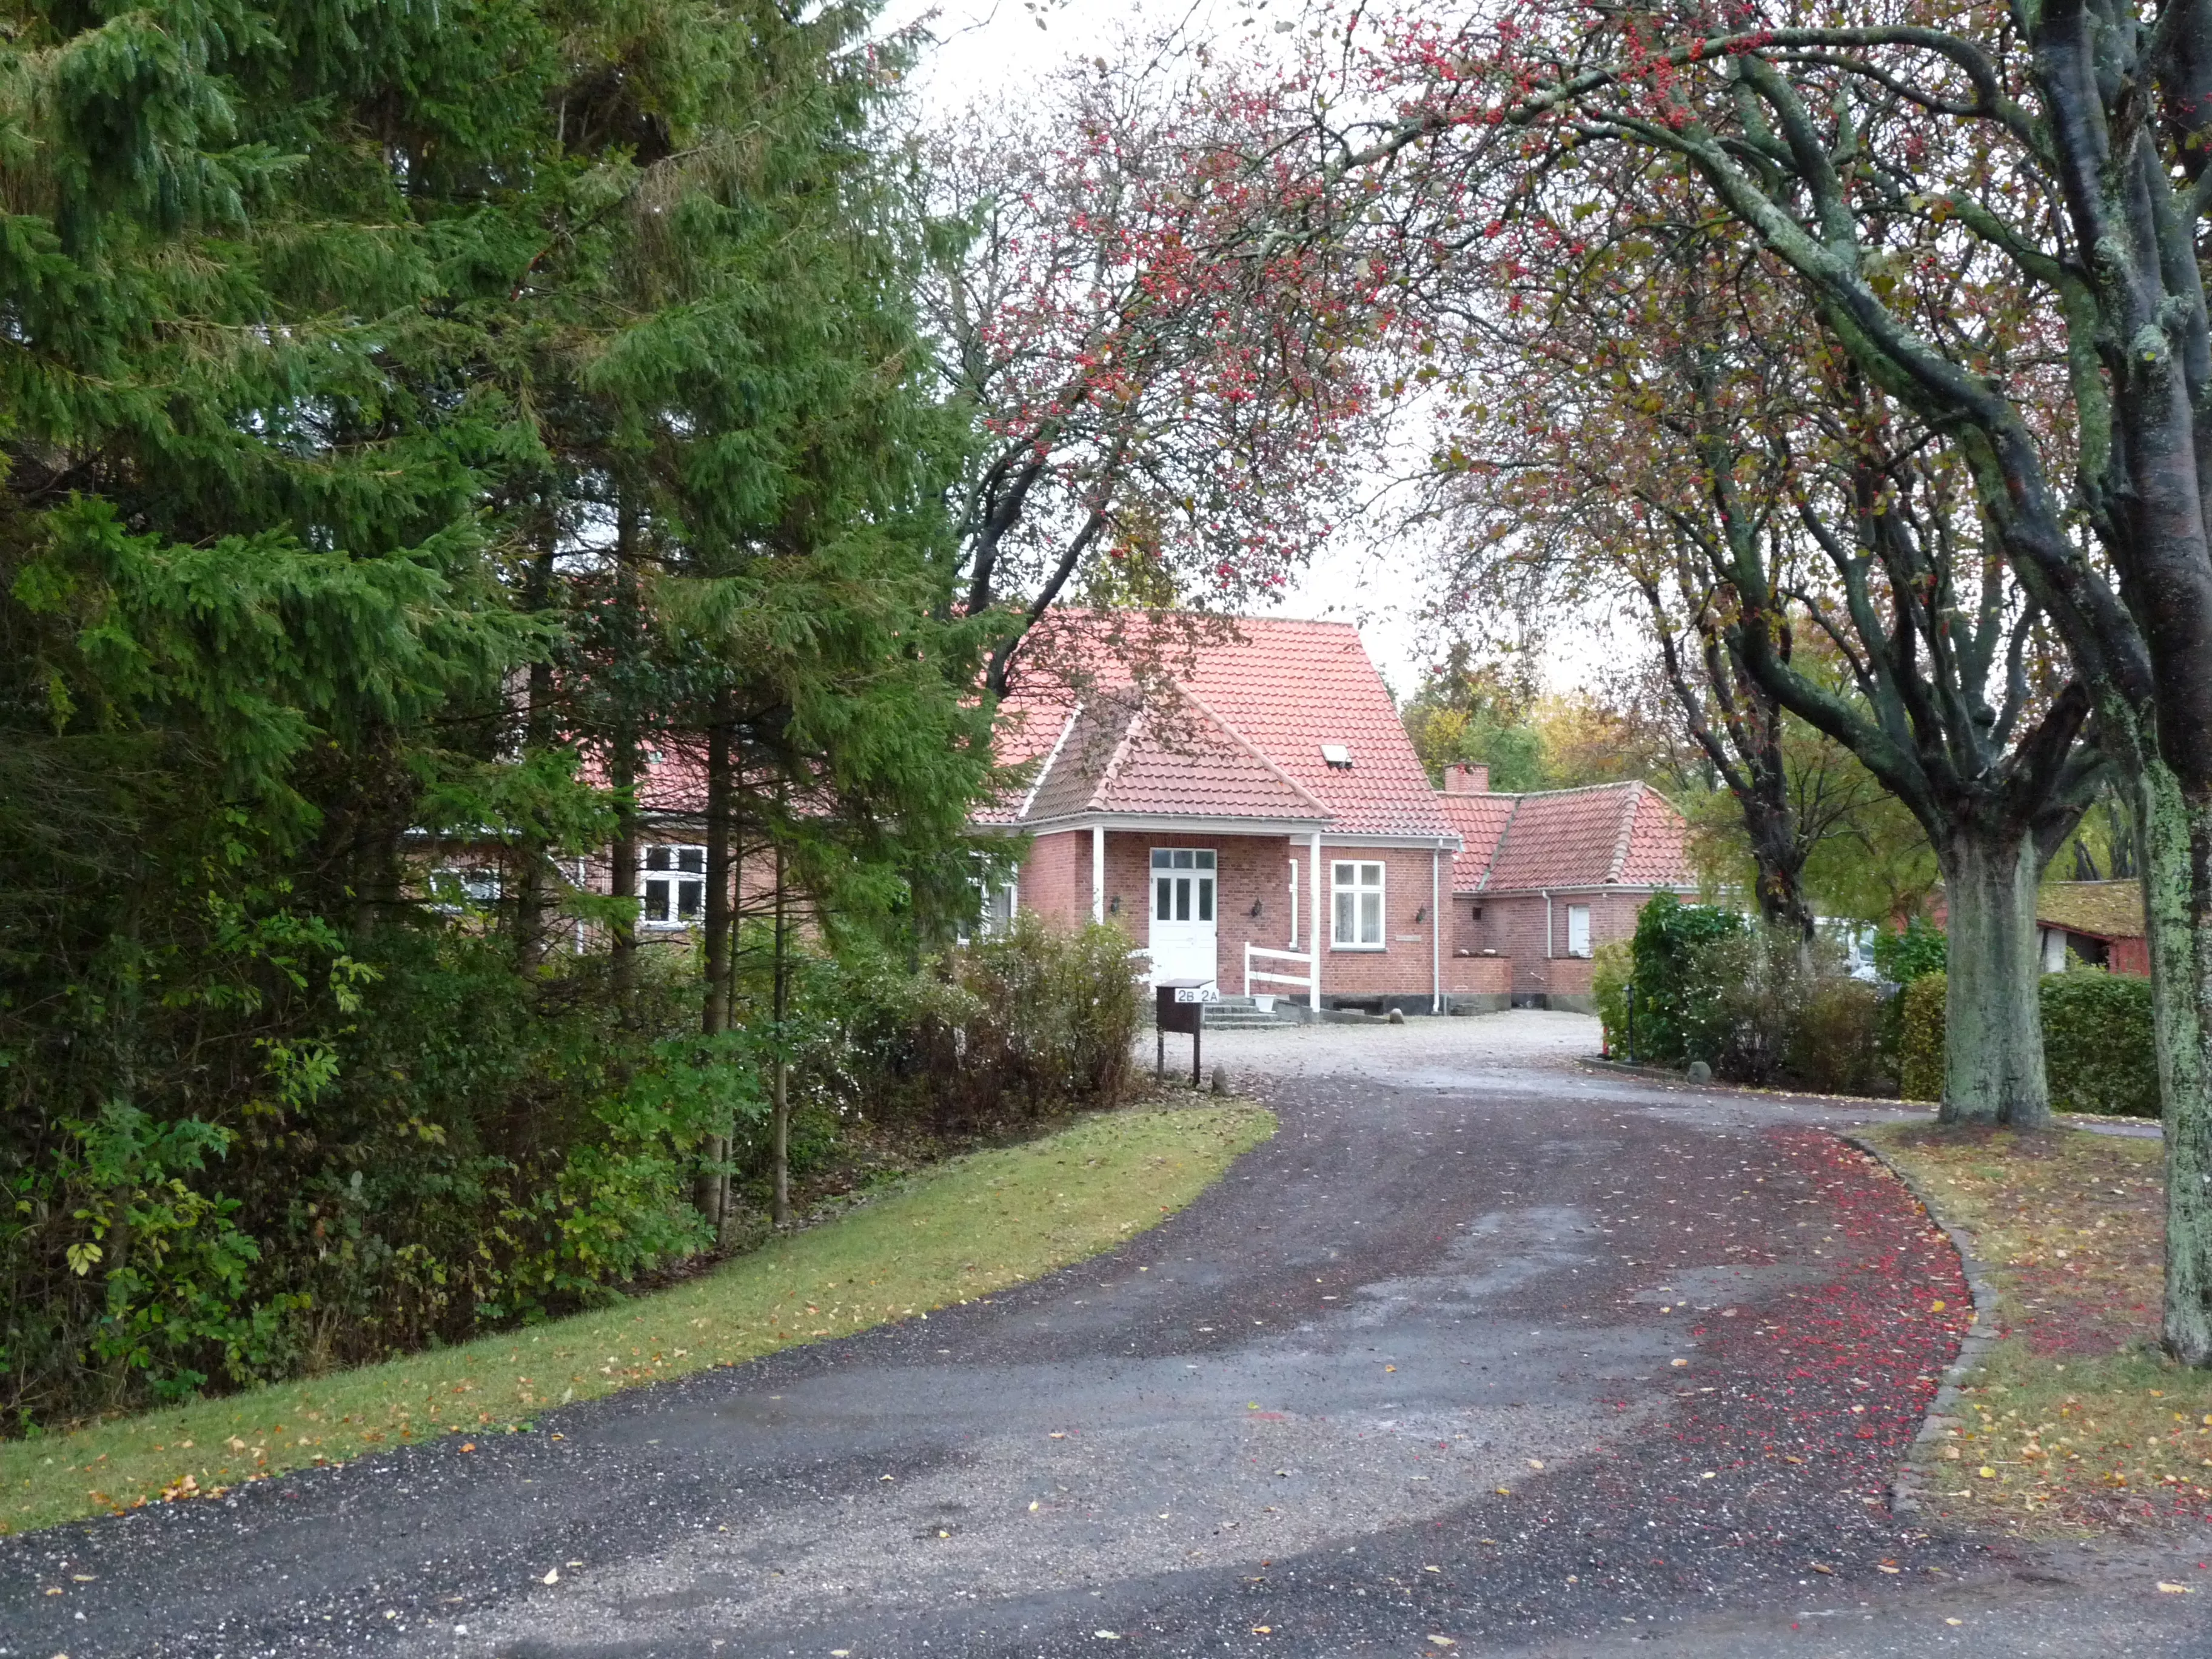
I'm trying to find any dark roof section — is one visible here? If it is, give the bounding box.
[2036,880,2145,941]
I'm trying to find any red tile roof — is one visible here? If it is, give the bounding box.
[1017,691,1324,821]
[1460,782,1691,893]
[993,614,1453,839]
[1439,793,1515,888]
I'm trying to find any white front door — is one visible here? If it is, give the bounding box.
[1148,848,1218,985]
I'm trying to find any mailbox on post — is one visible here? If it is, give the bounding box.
[1155,979,1216,1087]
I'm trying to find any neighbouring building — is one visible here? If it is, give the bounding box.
[983,615,1696,1014]
[1435,764,1696,1009]
[2034,880,2150,976]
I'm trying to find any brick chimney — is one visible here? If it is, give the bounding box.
[1444,762,1490,795]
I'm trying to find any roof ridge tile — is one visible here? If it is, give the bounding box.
[1607,782,1643,883]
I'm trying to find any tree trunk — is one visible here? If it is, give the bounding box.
[1936,829,2051,1129]
[514,544,558,973]
[694,702,734,1231]
[771,839,791,1228]
[609,739,638,1011]
[609,492,642,1013]
[1744,802,1817,943]
[2139,759,2212,1364]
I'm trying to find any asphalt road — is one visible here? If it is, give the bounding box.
[5,1011,2210,1658]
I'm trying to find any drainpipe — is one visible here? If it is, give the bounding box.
[1543,888,1553,999]
[1430,846,1441,1014]
[1309,831,1324,1014]
[1091,824,1105,925]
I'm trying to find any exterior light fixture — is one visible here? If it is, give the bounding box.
[1108,894,1121,914]
[1414,905,1427,923]
[1250,899,1264,917]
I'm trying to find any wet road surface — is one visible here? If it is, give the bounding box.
[4,1013,2208,1656]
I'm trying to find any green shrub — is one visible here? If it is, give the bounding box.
[1628,893,1748,1067]
[1681,928,1888,1093]
[2041,971,2160,1119]
[1873,917,1947,1068]
[840,915,1142,1133]
[1785,974,1889,1096]
[1898,971,1948,1102]
[1591,939,1634,1056]
[1873,917,1948,984]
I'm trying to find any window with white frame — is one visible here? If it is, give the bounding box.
[1331,860,1384,947]
[429,866,501,913]
[642,843,706,927]
[1566,903,1592,958]
[1151,848,1216,922]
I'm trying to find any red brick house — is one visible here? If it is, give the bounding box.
[985,617,1695,1014]
[1436,766,1694,1008]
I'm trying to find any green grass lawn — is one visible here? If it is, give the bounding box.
[2,1102,1273,1537]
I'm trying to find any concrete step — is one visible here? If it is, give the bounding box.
[1202,1008,1298,1030]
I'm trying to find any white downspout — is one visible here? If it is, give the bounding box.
[1309,831,1324,1014]
[1091,825,1105,925]
[1430,846,1441,1014]
[1543,889,1553,994]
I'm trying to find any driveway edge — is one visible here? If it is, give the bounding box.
[1839,1130,2002,1518]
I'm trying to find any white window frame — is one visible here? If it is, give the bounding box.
[1566,903,1592,959]
[976,879,1018,938]
[429,865,501,914]
[640,842,708,928]
[1150,847,1216,926]
[1330,859,1386,950]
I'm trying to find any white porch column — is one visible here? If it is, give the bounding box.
[1090,825,1105,925]
[1309,831,1324,1011]
[1431,846,1441,1014]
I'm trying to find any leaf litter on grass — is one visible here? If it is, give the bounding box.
[0,1104,1273,1537]
[1865,1121,2212,1536]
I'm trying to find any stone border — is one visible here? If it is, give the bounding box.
[1838,1131,2003,1517]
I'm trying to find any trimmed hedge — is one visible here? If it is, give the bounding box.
[1627,893,1746,1067]
[1592,939,1633,1056]
[1894,968,2160,1118]
[2042,971,2160,1119]
[1898,971,1947,1102]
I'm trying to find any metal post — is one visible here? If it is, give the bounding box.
[1626,984,1636,1065]
[1193,1017,1202,1090]
[1157,1024,1164,1083]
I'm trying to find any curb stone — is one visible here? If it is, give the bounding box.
[1839,1131,2003,1518]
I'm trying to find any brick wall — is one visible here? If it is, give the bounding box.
[1005,831,1451,1001]
[1094,831,1304,993]
[1311,842,1448,1004]
[1463,888,1664,1002]
[1442,953,1510,994]
[1016,829,1087,924]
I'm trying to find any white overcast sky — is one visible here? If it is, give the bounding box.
[879,0,1621,698]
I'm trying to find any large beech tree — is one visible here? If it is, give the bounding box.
[1193,0,2212,1361]
[1424,206,2100,1122]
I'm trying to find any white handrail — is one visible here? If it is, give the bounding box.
[1244,940,1313,991]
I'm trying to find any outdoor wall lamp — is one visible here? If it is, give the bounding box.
[1414,905,1427,923]
[1249,899,1264,917]
[1108,894,1121,914]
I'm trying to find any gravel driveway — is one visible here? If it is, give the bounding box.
[4,1011,2208,1657]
